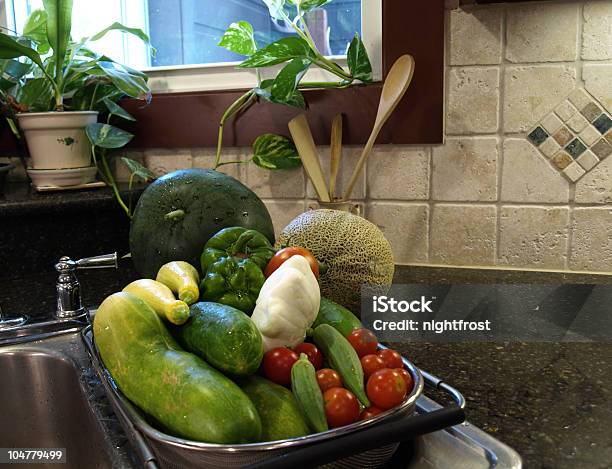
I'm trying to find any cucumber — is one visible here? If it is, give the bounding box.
[313,297,362,337]
[312,324,370,407]
[173,302,263,376]
[93,292,261,443]
[123,279,190,325]
[156,261,200,305]
[291,354,328,433]
[239,375,310,442]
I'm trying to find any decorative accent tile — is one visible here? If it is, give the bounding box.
[576,150,599,171]
[567,113,589,133]
[555,101,576,121]
[553,127,574,146]
[581,102,602,122]
[540,138,561,158]
[540,113,563,134]
[563,162,586,182]
[526,87,612,184]
[592,139,612,159]
[593,114,612,135]
[551,151,573,170]
[579,125,601,146]
[565,138,587,158]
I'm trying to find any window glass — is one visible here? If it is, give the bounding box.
[9,0,361,69]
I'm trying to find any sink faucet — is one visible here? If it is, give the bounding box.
[0,252,118,345]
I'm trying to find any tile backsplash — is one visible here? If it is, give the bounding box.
[6,0,612,274]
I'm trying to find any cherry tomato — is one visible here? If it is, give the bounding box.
[377,349,404,369]
[323,387,360,428]
[316,368,342,392]
[293,343,323,370]
[395,368,414,393]
[360,354,386,379]
[367,369,408,410]
[360,406,383,421]
[263,347,299,386]
[347,328,378,357]
[265,247,319,278]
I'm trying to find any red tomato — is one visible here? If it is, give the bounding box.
[360,406,383,421]
[263,347,299,386]
[360,354,386,379]
[395,368,414,393]
[293,343,323,370]
[377,349,404,369]
[346,328,378,357]
[323,387,360,428]
[366,369,408,410]
[316,368,342,392]
[265,247,319,278]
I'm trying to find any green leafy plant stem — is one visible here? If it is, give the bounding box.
[214,88,256,169]
[92,144,130,216]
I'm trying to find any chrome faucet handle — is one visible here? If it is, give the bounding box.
[55,252,118,319]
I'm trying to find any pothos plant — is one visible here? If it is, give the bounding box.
[0,0,155,217]
[215,0,372,170]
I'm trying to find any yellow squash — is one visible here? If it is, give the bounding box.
[123,279,190,325]
[156,261,200,305]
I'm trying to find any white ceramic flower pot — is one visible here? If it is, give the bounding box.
[16,111,98,170]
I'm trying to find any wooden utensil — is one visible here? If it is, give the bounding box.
[343,54,415,200]
[329,113,343,200]
[288,114,331,202]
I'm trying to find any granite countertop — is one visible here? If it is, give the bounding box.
[1,264,612,468]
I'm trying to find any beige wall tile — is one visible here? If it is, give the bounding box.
[583,64,612,114]
[263,200,306,239]
[431,204,497,266]
[366,202,429,264]
[245,163,305,199]
[582,2,612,60]
[144,149,192,177]
[306,146,366,201]
[192,147,243,180]
[506,3,578,63]
[575,156,612,204]
[499,206,569,269]
[570,207,612,272]
[367,146,429,200]
[501,139,569,203]
[503,66,576,133]
[432,137,498,201]
[449,7,503,65]
[446,67,500,134]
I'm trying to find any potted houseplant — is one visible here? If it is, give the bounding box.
[0,0,152,194]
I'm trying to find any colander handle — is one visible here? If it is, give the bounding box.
[246,370,466,469]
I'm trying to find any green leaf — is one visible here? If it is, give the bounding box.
[23,9,50,50]
[89,22,151,45]
[347,33,372,83]
[238,36,314,68]
[17,77,54,111]
[252,133,301,170]
[218,21,256,56]
[43,0,73,82]
[288,0,331,12]
[0,59,32,90]
[103,97,136,121]
[0,33,45,71]
[262,0,286,20]
[271,57,311,103]
[254,79,306,109]
[86,123,134,149]
[93,61,151,102]
[121,157,155,181]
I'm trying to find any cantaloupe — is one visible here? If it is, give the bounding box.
[277,209,394,313]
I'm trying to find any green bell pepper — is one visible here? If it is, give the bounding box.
[201,226,276,273]
[199,256,265,314]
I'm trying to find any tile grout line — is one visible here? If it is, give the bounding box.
[495,2,508,266]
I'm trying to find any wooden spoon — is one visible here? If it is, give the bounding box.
[329,113,342,200]
[288,114,331,202]
[343,55,415,200]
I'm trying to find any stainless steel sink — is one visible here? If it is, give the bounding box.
[0,335,125,469]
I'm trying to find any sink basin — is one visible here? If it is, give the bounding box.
[0,347,114,469]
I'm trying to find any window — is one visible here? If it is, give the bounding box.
[4,0,382,92]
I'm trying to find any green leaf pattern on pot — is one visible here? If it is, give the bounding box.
[252,134,301,170]
[218,21,256,56]
[86,123,134,148]
[239,37,314,68]
[347,33,372,83]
